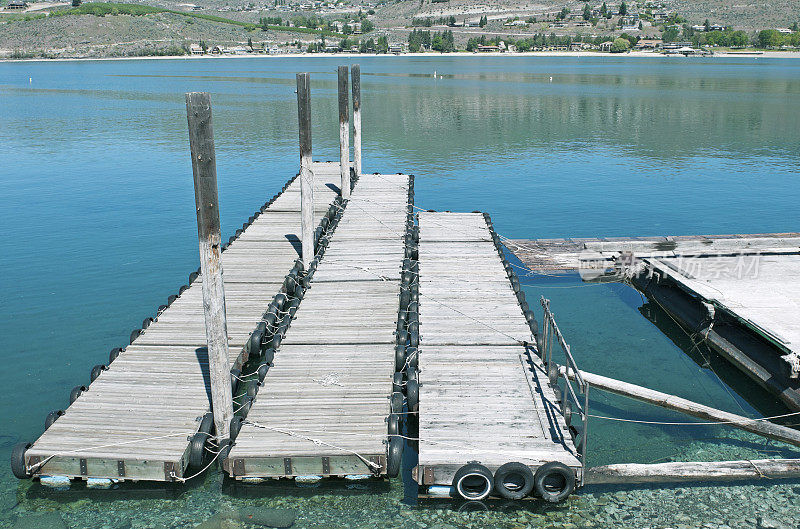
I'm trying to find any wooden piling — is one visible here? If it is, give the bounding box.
[351,64,361,179]
[186,92,234,441]
[296,73,314,268]
[337,65,350,199]
[561,367,800,448]
[586,459,800,484]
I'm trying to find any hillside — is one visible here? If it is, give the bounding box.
[1,0,799,58]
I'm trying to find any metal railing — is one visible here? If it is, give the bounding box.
[540,297,590,473]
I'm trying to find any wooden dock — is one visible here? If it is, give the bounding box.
[21,163,343,482]
[413,212,582,499]
[509,233,800,412]
[224,173,411,479]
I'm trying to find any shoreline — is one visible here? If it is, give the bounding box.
[2,49,799,63]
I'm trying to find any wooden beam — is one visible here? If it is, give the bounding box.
[561,367,800,447]
[351,64,361,180]
[296,73,314,268]
[185,92,234,441]
[586,459,800,484]
[337,65,350,199]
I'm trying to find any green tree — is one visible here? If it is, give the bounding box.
[704,19,710,32]
[376,35,388,53]
[479,15,487,27]
[247,36,253,48]
[361,19,374,32]
[662,26,679,42]
[600,2,607,16]
[582,3,591,20]
[619,1,627,16]
[72,0,81,6]
[610,37,630,52]
[758,29,783,48]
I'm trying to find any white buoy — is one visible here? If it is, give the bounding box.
[29,77,32,83]
[549,76,553,82]
[433,70,436,77]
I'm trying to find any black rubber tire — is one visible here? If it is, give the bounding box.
[198,413,214,435]
[11,442,31,479]
[392,372,403,394]
[406,346,418,369]
[391,392,404,414]
[167,294,177,306]
[189,432,207,469]
[69,385,86,404]
[533,462,576,503]
[189,271,199,283]
[178,284,188,295]
[90,364,106,382]
[245,379,259,398]
[142,317,154,330]
[109,347,122,364]
[230,416,244,440]
[263,347,275,365]
[387,436,402,478]
[453,463,494,501]
[257,362,270,382]
[44,410,64,430]
[563,401,573,426]
[394,345,406,372]
[130,329,142,344]
[387,413,399,436]
[240,396,253,416]
[552,387,562,403]
[230,368,241,395]
[407,379,419,413]
[494,462,535,500]
[548,363,560,385]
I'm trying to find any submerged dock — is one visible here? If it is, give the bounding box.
[510,234,800,411]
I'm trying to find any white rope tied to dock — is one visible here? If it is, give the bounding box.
[588,409,800,426]
[243,420,382,474]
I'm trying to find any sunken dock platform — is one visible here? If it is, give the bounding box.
[509,234,800,412]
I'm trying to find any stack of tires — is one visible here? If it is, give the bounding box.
[450,461,576,503]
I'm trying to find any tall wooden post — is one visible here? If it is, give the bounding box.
[296,73,314,268]
[351,64,362,180]
[186,92,234,441]
[337,65,350,199]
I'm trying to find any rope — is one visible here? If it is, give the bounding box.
[587,409,800,426]
[243,420,382,474]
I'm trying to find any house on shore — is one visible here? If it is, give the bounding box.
[189,44,204,55]
[6,0,28,9]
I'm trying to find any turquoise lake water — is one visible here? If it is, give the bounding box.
[1,56,799,528]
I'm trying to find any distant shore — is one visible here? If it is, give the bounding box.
[2,49,800,63]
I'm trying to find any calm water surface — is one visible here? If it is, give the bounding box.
[1,56,799,528]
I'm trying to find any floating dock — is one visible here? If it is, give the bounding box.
[509,234,800,412]
[413,212,582,500]
[21,163,342,481]
[224,173,411,479]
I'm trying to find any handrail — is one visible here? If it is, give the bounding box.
[540,297,590,476]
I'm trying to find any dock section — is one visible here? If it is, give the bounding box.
[225,173,411,479]
[22,163,342,482]
[414,212,582,499]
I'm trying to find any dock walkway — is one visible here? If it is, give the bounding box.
[225,173,411,479]
[414,212,582,492]
[24,163,342,482]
